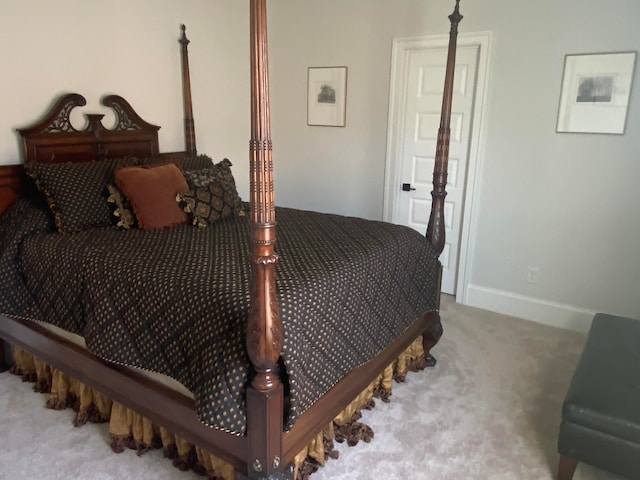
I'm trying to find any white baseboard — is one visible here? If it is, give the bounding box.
[464,284,596,333]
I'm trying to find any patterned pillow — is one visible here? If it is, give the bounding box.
[25,157,139,233]
[115,163,189,230]
[183,158,244,217]
[139,153,214,171]
[180,153,214,171]
[176,181,235,227]
[104,184,137,230]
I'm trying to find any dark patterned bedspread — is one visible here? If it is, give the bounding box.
[0,199,439,434]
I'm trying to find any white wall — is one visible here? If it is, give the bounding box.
[2,1,639,331]
[267,0,640,330]
[0,0,252,194]
[454,0,640,329]
[268,0,445,219]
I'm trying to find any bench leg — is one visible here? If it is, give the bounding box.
[557,455,577,480]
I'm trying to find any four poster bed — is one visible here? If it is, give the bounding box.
[0,1,463,478]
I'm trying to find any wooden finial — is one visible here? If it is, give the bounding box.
[179,24,190,46]
[449,0,463,27]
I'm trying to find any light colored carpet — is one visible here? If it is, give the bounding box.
[0,296,626,479]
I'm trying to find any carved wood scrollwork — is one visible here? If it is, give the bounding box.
[43,100,80,133]
[256,254,279,265]
[109,102,142,131]
[26,93,87,134]
[247,247,282,392]
[101,95,160,133]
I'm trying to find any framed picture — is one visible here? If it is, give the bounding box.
[307,66,348,127]
[556,51,636,134]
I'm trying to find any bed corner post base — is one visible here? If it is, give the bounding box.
[0,339,10,372]
[422,312,443,367]
[238,467,293,480]
[238,464,294,480]
[246,382,291,479]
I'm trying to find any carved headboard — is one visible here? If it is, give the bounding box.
[18,93,161,164]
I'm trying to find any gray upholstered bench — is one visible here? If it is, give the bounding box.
[558,313,640,480]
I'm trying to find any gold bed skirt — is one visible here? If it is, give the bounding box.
[9,338,427,480]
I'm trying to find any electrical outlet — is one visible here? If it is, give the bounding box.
[527,266,539,284]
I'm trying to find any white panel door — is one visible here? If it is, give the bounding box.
[393,45,479,294]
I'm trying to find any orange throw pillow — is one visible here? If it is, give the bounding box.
[115,163,189,230]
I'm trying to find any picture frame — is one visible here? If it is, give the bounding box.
[556,51,636,134]
[307,66,348,127]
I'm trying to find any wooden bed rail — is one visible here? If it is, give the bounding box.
[426,0,462,255]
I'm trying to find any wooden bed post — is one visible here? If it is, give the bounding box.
[426,0,462,253]
[423,0,463,366]
[246,0,288,478]
[179,24,197,155]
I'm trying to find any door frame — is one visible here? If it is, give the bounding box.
[383,31,493,303]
